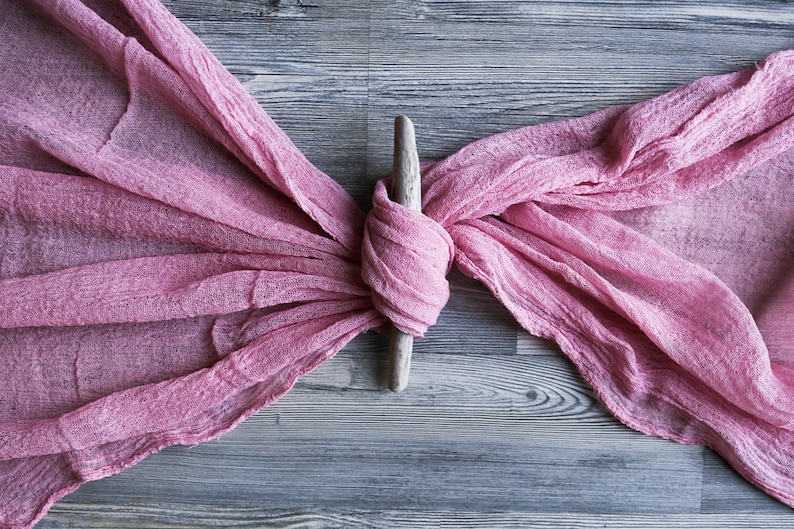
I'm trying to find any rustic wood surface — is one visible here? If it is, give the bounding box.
[41,0,794,527]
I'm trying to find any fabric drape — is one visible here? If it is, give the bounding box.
[1,1,793,527]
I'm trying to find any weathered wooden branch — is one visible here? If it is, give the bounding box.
[389,115,421,392]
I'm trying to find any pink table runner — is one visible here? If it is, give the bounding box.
[2,0,794,526]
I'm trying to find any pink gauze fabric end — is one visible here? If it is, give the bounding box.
[2,0,794,526]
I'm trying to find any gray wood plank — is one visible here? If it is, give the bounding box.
[701,449,792,514]
[39,504,794,529]
[62,440,701,514]
[364,0,793,174]
[161,0,371,72]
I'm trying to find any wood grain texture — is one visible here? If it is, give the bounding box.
[38,0,794,527]
[40,504,794,529]
[53,349,705,516]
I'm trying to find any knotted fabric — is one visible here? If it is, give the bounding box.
[361,180,454,337]
[1,1,794,527]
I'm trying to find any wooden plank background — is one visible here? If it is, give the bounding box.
[41,1,794,527]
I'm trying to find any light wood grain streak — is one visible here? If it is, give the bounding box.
[62,436,703,513]
[517,330,563,356]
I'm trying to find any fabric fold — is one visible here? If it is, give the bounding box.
[361,180,454,337]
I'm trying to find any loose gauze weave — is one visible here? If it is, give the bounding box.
[2,0,794,526]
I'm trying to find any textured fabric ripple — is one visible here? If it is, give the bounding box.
[361,180,454,337]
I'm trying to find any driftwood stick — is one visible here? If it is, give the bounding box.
[389,115,421,392]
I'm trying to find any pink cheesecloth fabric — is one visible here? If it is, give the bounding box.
[1,0,794,526]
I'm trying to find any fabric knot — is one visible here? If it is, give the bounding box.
[361,180,454,337]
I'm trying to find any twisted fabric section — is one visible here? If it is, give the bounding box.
[361,180,454,337]
[3,1,794,528]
